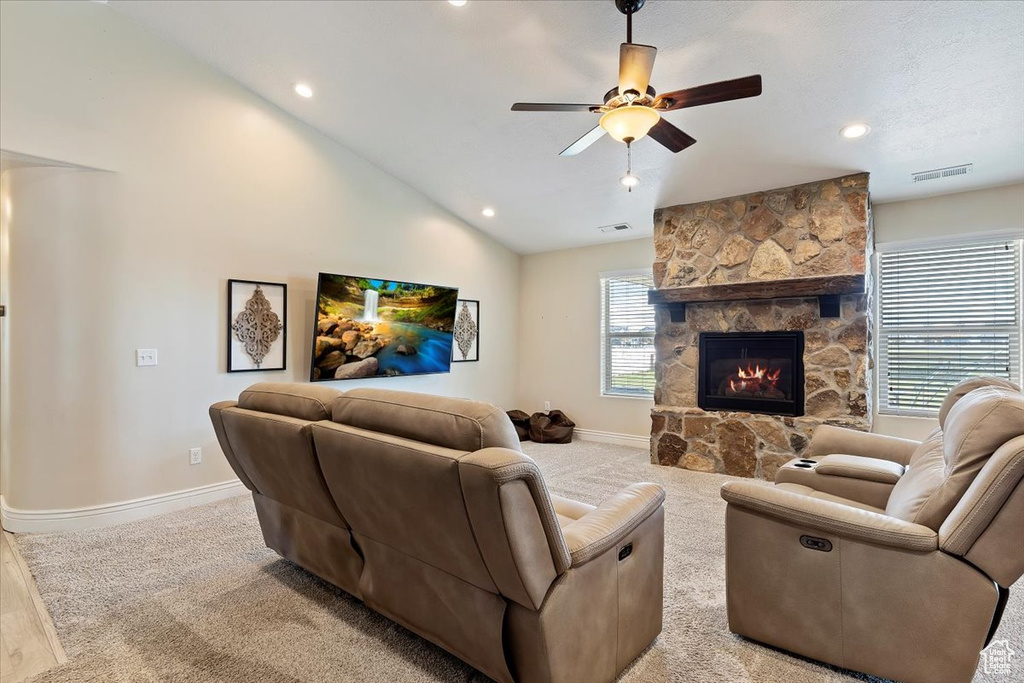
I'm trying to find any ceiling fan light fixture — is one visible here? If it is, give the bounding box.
[599,105,660,143]
[620,173,640,189]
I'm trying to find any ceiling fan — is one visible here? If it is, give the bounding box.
[511,0,762,187]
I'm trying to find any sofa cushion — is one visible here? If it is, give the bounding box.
[331,388,520,452]
[238,382,342,421]
[886,386,1024,529]
[937,376,1020,430]
[774,483,886,514]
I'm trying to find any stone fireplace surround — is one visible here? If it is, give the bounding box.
[650,174,872,479]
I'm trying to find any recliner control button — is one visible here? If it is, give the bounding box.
[800,535,833,552]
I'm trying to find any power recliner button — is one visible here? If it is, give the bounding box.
[800,535,833,552]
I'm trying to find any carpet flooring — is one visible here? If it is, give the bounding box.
[12,440,1022,682]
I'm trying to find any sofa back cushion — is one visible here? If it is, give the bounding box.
[217,407,347,527]
[238,382,342,421]
[312,422,497,590]
[310,422,557,682]
[940,435,1024,587]
[331,388,520,452]
[937,376,1020,430]
[310,421,566,597]
[886,386,1024,530]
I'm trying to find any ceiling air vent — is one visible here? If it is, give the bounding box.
[912,164,973,183]
[598,223,634,234]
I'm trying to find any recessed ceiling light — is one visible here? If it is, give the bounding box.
[294,83,314,98]
[620,173,640,189]
[481,207,495,217]
[840,123,870,139]
[449,0,468,6]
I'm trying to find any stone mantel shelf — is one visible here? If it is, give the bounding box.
[648,273,865,321]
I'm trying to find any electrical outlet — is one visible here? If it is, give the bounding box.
[544,400,551,411]
[136,349,158,367]
[189,447,202,465]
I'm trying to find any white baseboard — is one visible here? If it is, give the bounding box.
[0,479,246,533]
[573,428,651,449]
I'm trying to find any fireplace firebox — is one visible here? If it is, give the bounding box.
[697,331,804,416]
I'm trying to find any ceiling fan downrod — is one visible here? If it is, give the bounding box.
[615,0,646,43]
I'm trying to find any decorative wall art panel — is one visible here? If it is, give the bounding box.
[452,299,479,363]
[228,279,286,372]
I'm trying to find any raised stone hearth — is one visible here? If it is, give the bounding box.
[650,174,873,479]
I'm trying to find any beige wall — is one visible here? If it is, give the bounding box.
[873,183,1024,245]
[518,237,655,438]
[871,183,1024,440]
[0,1,520,512]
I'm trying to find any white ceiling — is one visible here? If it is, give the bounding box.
[109,0,1024,254]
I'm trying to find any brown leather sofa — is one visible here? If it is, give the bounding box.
[721,377,1024,683]
[211,383,665,683]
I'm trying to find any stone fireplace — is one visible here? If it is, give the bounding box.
[649,173,872,479]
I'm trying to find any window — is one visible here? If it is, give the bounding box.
[877,238,1022,416]
[601,270,656,398]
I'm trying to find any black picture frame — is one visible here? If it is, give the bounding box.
[452,299,480,363]
[227,279,287,373]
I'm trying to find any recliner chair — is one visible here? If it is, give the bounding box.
[720,377,1024,683]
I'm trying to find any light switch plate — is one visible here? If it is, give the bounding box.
[136,349,158,367]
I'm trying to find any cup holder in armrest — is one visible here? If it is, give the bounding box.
[794,463,814,469]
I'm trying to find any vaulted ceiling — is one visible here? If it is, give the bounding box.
[110,0,1024,253]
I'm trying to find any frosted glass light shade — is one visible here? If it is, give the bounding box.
[600,106,660,143]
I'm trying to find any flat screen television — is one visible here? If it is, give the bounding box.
[310,273,459,381]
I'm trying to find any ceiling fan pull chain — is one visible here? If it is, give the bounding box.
[626,141,634,193]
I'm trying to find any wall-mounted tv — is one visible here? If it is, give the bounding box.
[310,273,459,381]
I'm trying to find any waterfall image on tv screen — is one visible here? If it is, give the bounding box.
[310,273,459,381]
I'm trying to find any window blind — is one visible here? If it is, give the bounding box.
[877,239,1022,415]
[601,271,656,398]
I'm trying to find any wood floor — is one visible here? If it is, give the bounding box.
[0,531,64,682]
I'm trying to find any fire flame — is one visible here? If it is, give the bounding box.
[728,363,782,393]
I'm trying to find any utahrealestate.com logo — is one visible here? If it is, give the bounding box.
[981,639,1016,676]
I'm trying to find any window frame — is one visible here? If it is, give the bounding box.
[874,232,1023,418]
[599,268,656,400]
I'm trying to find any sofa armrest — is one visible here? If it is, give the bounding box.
[806,425,920,465]
[814,453,905,484]
[720,481,937,551]
[562,483,665,566]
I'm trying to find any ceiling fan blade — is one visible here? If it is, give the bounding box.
[655,75,762,111]
[619,43,657,97]
[648,119,697,153]
[559,126,607,156]
[511,103,602,112]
